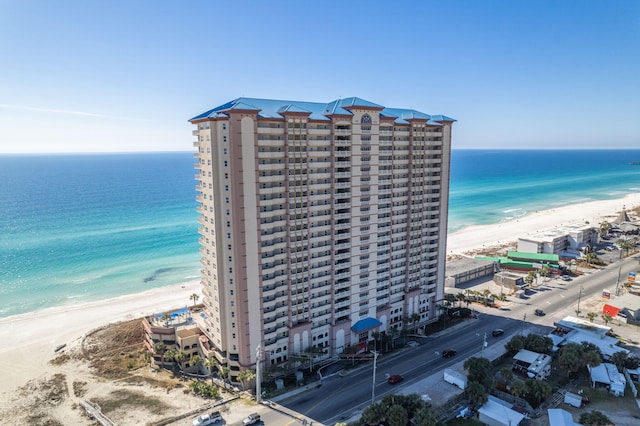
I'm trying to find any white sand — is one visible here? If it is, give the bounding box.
[0,193,638,392]
[447,193,640,255]
[0,280,201,391]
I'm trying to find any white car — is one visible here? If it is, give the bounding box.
[407,341,419,348]
[193,411,222,426]
[243,413,261,425]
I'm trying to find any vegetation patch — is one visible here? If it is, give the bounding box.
[81,319,148,378]
[92,388,170,416]
[73,380,87,398]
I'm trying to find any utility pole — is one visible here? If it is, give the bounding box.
[521,313,527,335]
[371,350,379,406]
[577,285,583,316]
[256,345,262,404]
[615,265,622,296]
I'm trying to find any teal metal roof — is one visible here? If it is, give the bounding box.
[190,97,454,124]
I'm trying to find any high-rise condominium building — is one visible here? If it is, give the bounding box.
[190,97,454,379]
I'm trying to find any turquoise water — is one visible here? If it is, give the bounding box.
[0,153,201,317]
[1,150,639,318]
[449,150,640,232]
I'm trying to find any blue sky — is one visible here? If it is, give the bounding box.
[1,0,638,153]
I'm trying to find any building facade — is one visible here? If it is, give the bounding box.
[189,97,454,379]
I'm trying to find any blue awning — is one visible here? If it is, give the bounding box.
[351,317,382,333]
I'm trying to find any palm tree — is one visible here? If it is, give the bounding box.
[586,312,597,323]
[204,357,218,384]
[601,313,613,326]
[173,350,189,373]
[540,264,550,282]
[161,312,171,327]
[525,271,537,286]
[190,293,200,309]
[456,292,466,307]
[218,366,230,387]
[153,342,167,367]
[481,289,492,306]
[190,354,203,374]
[584,252,598,266]
[237,369,256,391]
[164,348,178,370]
[410,313,420,332]
[599,220,612,238]
[444,293,456,308]
[510,380,526,398]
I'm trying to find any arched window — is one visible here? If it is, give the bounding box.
[361,114,372,133]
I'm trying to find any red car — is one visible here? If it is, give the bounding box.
[388,374,404,384]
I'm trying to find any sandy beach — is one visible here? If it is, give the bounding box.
[0,280,201,392]
[0,193,639,395]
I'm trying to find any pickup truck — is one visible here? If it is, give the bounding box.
[192,411,222,426]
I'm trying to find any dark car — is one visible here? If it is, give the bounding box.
[534,309,545,316]
[388,374,404,384]
[491,328,504,337]
[442,349,456,358]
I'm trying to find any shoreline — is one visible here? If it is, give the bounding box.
[0,280,202,391]
[447,192,640,255]
[1,193,639,391]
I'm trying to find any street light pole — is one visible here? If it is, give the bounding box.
[521,313,527,335]
[371,350,379,406]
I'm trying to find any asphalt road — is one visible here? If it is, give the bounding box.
[280,254,640,424]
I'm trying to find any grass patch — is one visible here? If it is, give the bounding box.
[122,374,184,391]
[92,389,170,415]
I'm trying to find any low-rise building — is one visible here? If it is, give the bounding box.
[445,258,496,288]
[517,223,599,258]
[551,316,628,360]
[588,363,626,396]
[493,271,526,293]
[603,293,640,323]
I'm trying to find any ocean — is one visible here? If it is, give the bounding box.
[1,150,639,318]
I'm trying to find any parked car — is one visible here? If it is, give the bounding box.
[388,374,404,384]
[442,349,457,358]
[561,275,572,281]
[407,341,419,348]
[491,328,504,337]
[193,411,222,426]
[534,309,545,316]
[243,413,261,425]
